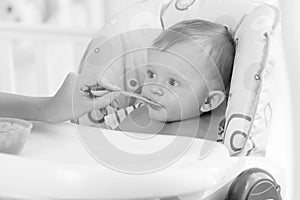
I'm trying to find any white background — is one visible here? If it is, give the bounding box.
[281,0,300,199]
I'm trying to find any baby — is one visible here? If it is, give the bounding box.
[114,19,235,138]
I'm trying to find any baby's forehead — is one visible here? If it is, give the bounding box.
[147,41,214,79]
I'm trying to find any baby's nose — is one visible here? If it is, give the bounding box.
[150,87,164,96]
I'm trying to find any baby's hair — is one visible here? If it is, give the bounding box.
[152,19,236,93]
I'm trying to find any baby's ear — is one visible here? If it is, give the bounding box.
[200,90,225,112]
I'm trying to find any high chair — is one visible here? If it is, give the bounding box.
[0,0,290,199]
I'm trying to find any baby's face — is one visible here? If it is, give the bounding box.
[142,42,210,122]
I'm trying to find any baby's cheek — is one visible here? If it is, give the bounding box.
[164,98,183,118]
[163,93,180,107]
[141,87,148,96]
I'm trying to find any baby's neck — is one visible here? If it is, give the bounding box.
[163,112,209,124]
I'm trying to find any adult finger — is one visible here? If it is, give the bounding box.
[90,91,121,109]
[97,78,121,91]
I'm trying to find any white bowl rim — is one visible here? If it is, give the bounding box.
[0,117,33,130]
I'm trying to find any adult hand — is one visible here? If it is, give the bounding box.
[46,72,120,122]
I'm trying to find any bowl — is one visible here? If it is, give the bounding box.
[0,118,33,154]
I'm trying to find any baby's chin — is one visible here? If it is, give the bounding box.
[147,105,185,122]
[146,104,169,122]
[147,105,199,122]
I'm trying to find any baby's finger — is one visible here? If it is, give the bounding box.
[97,78,121,91]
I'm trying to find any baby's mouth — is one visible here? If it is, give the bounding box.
[148,102,163,111]
[140,95,163,111]
[118,91,163,110]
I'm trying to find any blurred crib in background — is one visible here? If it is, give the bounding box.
[0,24,95,96]
[0,0,104,96]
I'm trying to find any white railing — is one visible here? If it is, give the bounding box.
[0,23,98,96]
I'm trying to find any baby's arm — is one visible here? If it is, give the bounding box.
[0,73,120,123]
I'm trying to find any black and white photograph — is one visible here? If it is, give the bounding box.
[0,0,299,199]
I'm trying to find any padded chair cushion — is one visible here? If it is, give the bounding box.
[224,5,280,156]
[77,0,280,156]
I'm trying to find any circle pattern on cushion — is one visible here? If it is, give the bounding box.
[251,15,274,31]
[87,36,113,66]
[128,79,139,90]
[88,109,105,124]
[230,130,247,151]
[243,63,261,92]
[175,0,197,10]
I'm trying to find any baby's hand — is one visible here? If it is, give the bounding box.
[45,72,120,123]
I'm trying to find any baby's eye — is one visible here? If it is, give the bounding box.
[147,70,156,79]
[168,78,180,87]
